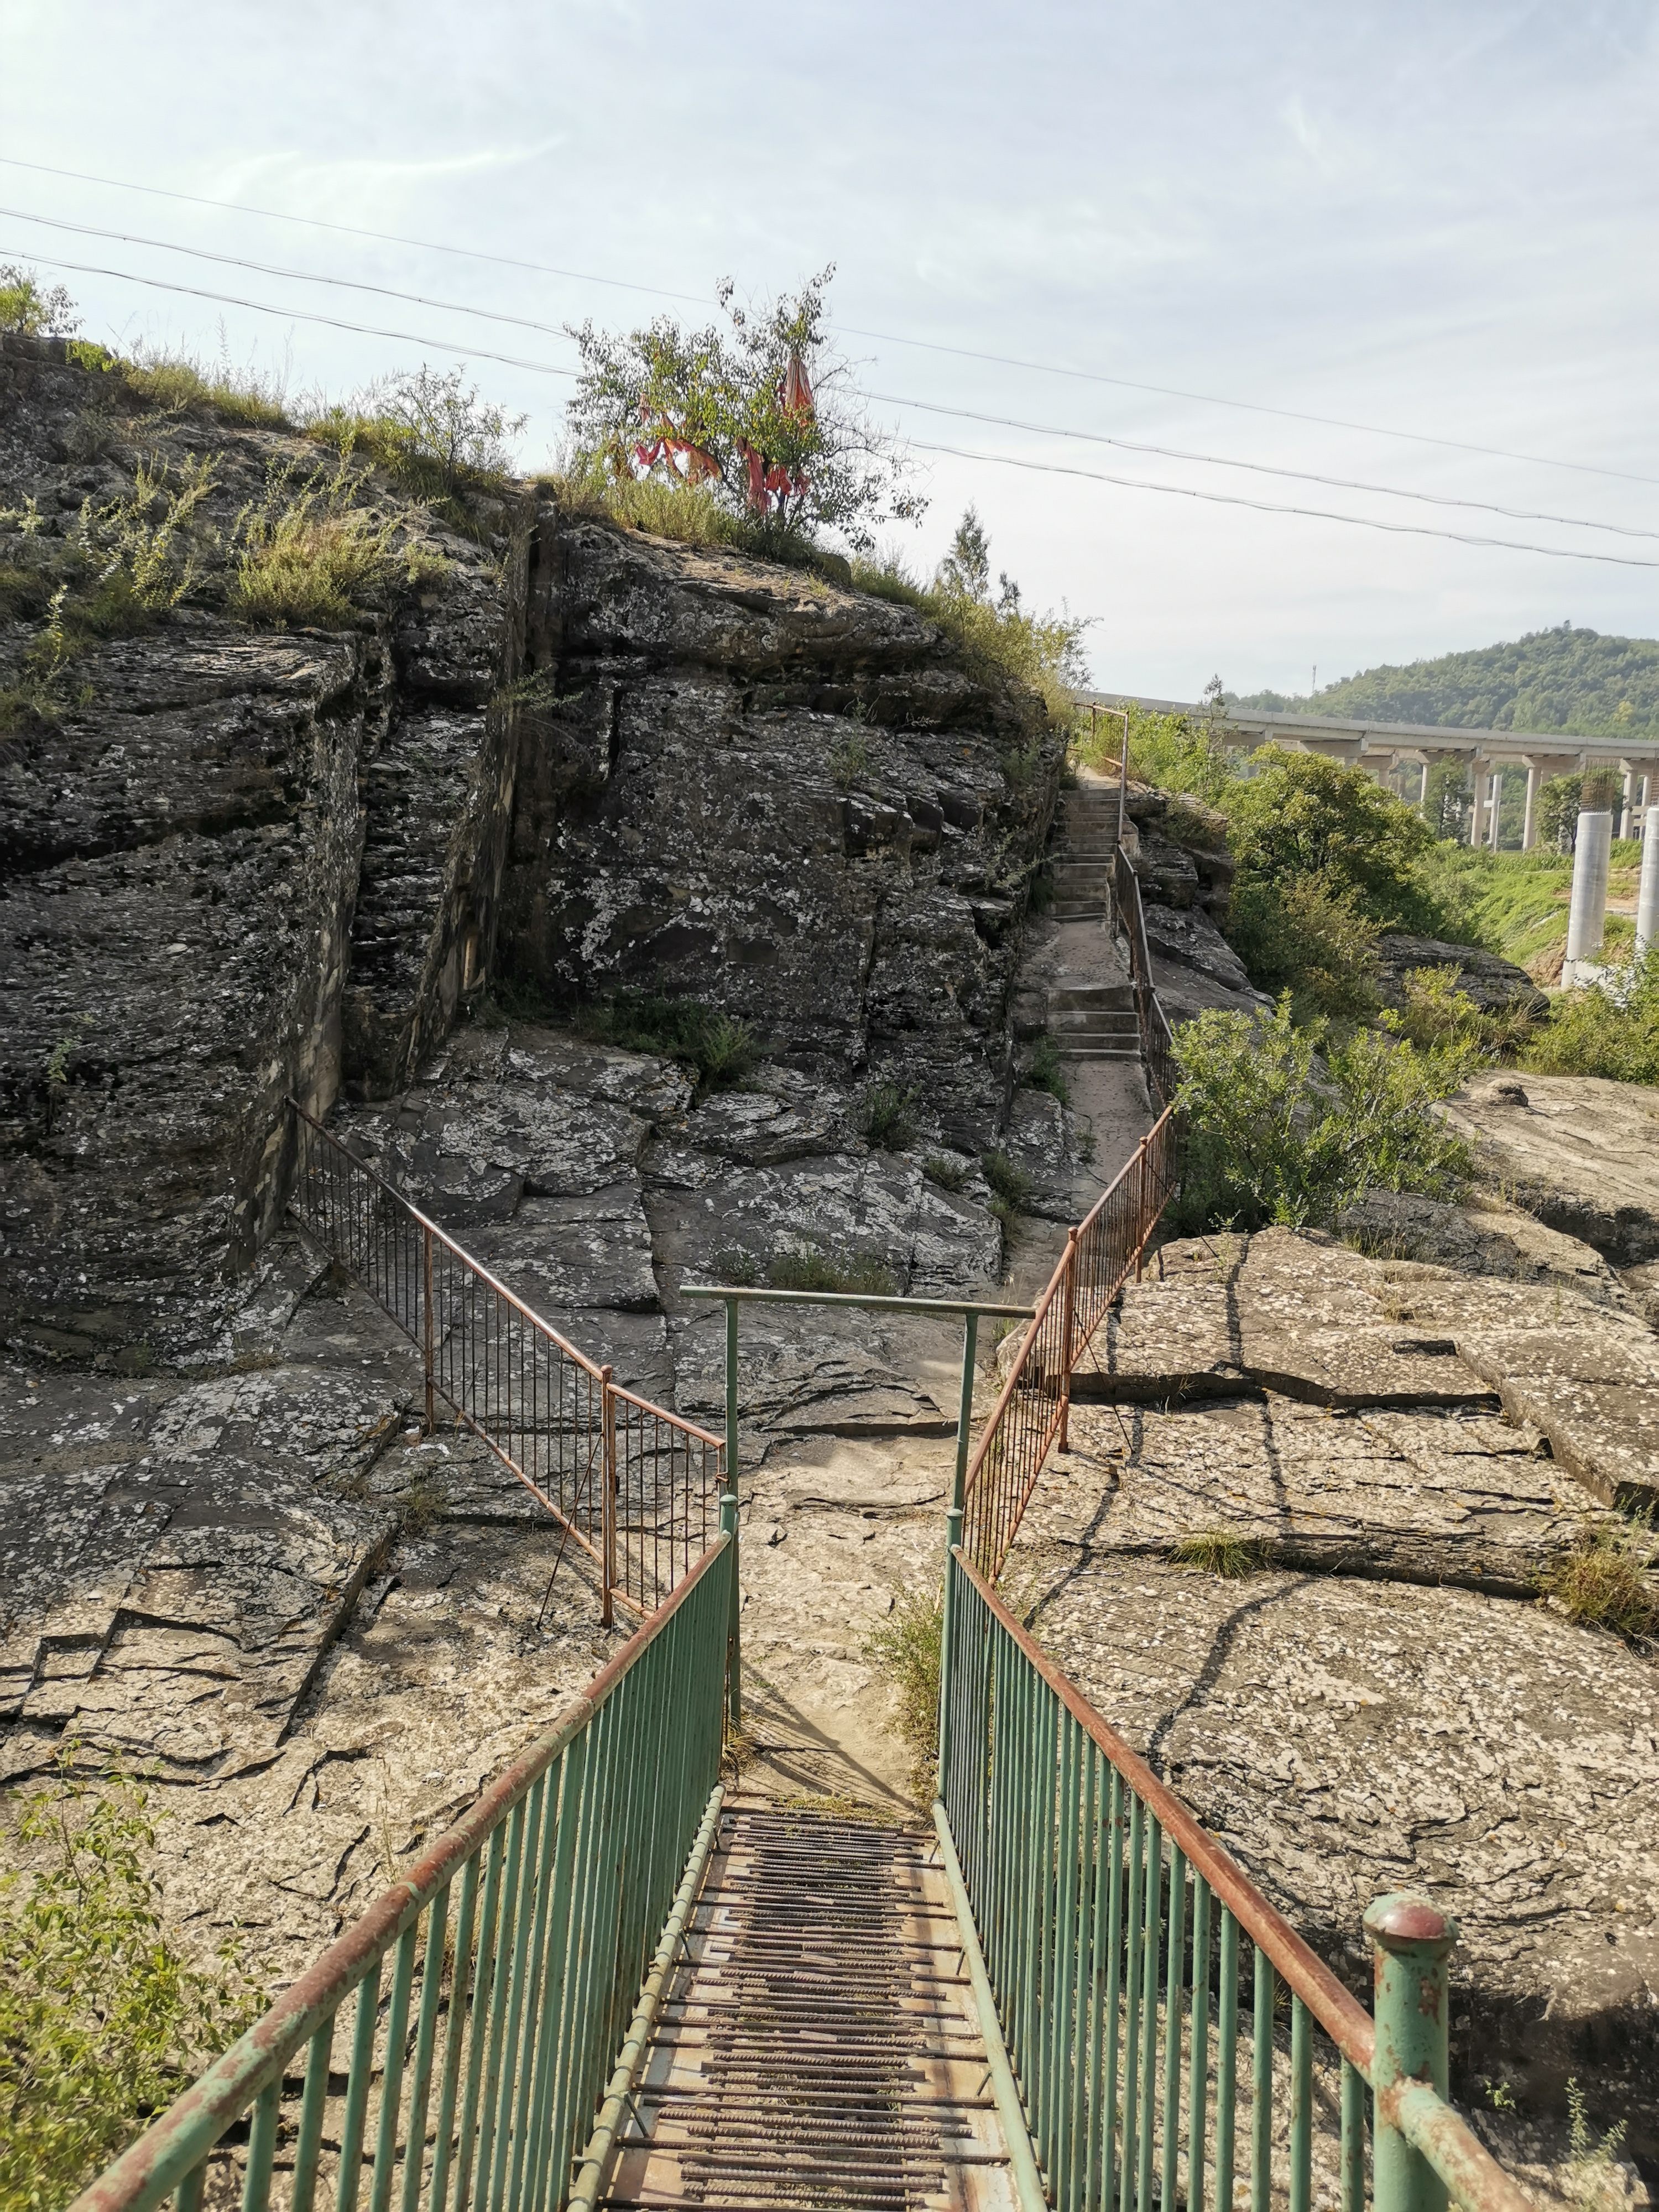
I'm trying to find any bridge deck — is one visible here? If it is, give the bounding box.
[599,1798,1016,2212]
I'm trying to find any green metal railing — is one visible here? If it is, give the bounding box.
[69,1533,735,2212]
[936,1548,1536,2212]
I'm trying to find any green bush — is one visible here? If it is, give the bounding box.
[1073,700,1238,806]
[859,1081,919,1152]
[1523,952,1659,1085]
[0,1749,262,2212]
[228,462,408,628]
[1170,997,1474,1232]
[982,1150,1036,1224]
[1022,1033,1071,1106]
[922,1154,969,1193]
[580,993,757,1092]
[1224,750,1444,930]
[1225,872,1383,1020]
[0,263,80,338]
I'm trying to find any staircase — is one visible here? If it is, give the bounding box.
[1046,780,1140,1061]
[1048,980,1140,1061]
[1047,781,1119,922]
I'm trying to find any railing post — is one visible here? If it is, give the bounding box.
[600,1365,616,1630]
[1365,1894,1457,2212]
[936,1306,978,1799]
[422,1224,435,1434]
[722,1298,742,1730]
[719,1487,741,1731]
[1135,1139,1150,1282]
[1058,1228,1078,1451]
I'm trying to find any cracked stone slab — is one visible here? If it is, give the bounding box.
[1015,1396,1618,1594]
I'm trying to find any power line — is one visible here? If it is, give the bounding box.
[5,149,1652,493]
[0,205,585,349]
[907,438,1659,571]
[0,247,578,380]
[16,198,1652,542]
[14,241,1656,570]
[869,389,1659,541]
[0,154,709,311]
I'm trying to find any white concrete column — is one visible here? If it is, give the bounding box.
[1639,807,1659,956]
[1565,810,1614,971]
[1418,760,1430,808]
[1488,770,1503,849]
[1468,761,1486,847]
[1522,764,1540,851]
[1621,767,1635,840]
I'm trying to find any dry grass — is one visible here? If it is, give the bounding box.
[228,463,414,628]
[1169,1529,1262,1579]
[1540,1517,1657,1640]
[863,1587,942,1801]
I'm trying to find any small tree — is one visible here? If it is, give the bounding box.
[0,264,80,338]
[566,267,926,552]
[374,365,526,497]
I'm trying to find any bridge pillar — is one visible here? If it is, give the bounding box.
[1564,810,1614,978]
[1468,759,1488,848]
[1621,766,1636,841]
[1521,765,1540,851]
[1638,809,1659,956]
[1487,769,1503,849]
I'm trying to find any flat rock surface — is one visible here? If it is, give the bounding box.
[1446,1071,1659,1266]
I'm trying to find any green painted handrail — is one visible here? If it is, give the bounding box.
[69,1535,736,2212]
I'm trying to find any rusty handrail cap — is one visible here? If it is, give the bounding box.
[1364,1892,1458,1949]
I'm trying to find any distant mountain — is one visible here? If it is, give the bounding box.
[1231,624,1659,738]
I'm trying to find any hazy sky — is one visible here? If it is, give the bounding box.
[3,0,1656,697]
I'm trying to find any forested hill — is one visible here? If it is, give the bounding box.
[1232,624,1659,737]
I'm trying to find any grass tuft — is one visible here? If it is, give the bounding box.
[1170,1530,1261,1578]
[1022,1032,1071,1107]
[922,1154,970,1193]
[1540,1517,1656,1640]
[578,992,757,1093]
[982,1150,1036,1224]
[863,1587,943,1802]
[859,1080,920,1154]
[228,462,409,628]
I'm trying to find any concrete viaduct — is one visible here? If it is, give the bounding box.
[1083,691,1659,852]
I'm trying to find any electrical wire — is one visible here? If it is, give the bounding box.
[4,149,1652,492]
[0,246,578,379]
[906,438,1659,571]
[0,205,586,348]
[11,199,1652,542]
[867,389,1659,542]
[12,242,1655,570]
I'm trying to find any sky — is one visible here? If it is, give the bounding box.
[3,0,1657,698]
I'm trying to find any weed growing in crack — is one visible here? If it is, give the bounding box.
[863,1586,942,1802]
[1170,1529,1261,1579]
[859,1079,919,1154]
[1540,1515,1656,1640]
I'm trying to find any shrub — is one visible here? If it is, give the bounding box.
[852,516,1088,728]
[0,1748,262,2212]
[228,462,406,628]
[1073,700,1238,806]
[68,453,221,619]
[1226,872,1383,1019]
[580,993,757,1092]
[863,1586,942,1801]
[859,1081,919,1152]
[1022,1033,1071,1106]
[1523,951,1659,1086]
[767,1244,897,1296]
[566,268,925,557]
[922,1154,969,1193]
[1170,997,1474,1232]
[982,1150,1036,1223]
[1225,749,1444,931]
[0,263,80,337]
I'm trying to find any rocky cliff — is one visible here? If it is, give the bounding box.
[0,336,1061,1376]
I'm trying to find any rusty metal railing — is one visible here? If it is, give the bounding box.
[288,1100,724,1622]
[959,1103,1179,1578]
[937,1548,1537,2212]
[1114,846,1177,1110]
